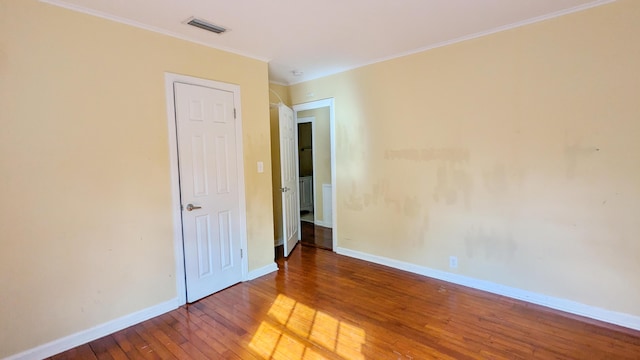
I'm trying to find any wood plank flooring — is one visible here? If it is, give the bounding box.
[50,246,640,359]
[300,222,332,251]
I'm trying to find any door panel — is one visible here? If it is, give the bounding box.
[218,210,233,269]
[174,82,243,303]
[279,104,299,257]
[215,136,230,193]
[195,214,212,277]
[191,135,208,196]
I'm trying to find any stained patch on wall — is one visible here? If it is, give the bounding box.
[384,147,472,209]
[564,132,600,179]
[464,225,518,261]
[342,180,431,248]
[403,196,421,217]
[384,147,470,163]
[482,163,525,197]
[433,163,472,208]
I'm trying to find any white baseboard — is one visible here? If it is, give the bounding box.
[314,220,332,229]
[274,237,283,246]
[246,262,279,281]
[335,247,640,332]
[6,297,181,360]
[8,262,279,359]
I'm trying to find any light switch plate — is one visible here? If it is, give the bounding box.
[257,161,264,173]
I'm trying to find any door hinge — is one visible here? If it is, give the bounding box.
[240,249,243,258]
[233,108,237,119]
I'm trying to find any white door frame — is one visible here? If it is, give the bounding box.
[293,98,337,251]
[164,72,248,305]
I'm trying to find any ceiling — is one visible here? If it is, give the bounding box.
[42,0,612,85]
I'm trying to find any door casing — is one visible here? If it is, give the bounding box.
[164,72,248,305]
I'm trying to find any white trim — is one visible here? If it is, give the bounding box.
[286,0,617,85]
[233,87,250,288]
[314,220,332,228]
[5,298,180,360]
[39,0,269,63]
[293,99,337,251]
[164,72,249,306]
[274,237,283,246]
[245,263,279,281]
[335,247,640,332]
[164,74,187,306]
[321,183,332,228]
[269,80,289,87]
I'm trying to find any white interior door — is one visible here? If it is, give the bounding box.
[174,82,243,303]
[279,104,299,257]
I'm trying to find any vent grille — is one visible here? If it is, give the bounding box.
[186,17,227,34]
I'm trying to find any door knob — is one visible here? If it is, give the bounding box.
[186,204,202,211]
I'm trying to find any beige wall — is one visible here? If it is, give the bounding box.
[0,1,273,357]
[268,84,291,244]
[269,83,292,106]
[298,108,332,224]
[289,0,640,317]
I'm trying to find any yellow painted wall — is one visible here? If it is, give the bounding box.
[269,84,291,245]
[289,0,640,317]
[0,1,273,357]
[269,83,291,106]
[298,108,332,224]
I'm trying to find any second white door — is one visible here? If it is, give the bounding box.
[279,104,299,257]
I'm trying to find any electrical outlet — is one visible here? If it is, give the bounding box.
[449,256,458,269]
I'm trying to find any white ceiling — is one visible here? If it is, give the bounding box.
[42,0,613,85]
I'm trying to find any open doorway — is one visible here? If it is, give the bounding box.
[293,99,336,251]
[296,118,315,224]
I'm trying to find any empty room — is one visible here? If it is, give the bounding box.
[1,0,639,359]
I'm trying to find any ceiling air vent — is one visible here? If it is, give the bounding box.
[186,17,227,34]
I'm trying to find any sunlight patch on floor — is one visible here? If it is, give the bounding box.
[249,294,366,359]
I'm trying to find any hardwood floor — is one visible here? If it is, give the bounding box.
[275,222,332,260]
[50,247,640,359]
[300,222,332,250]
